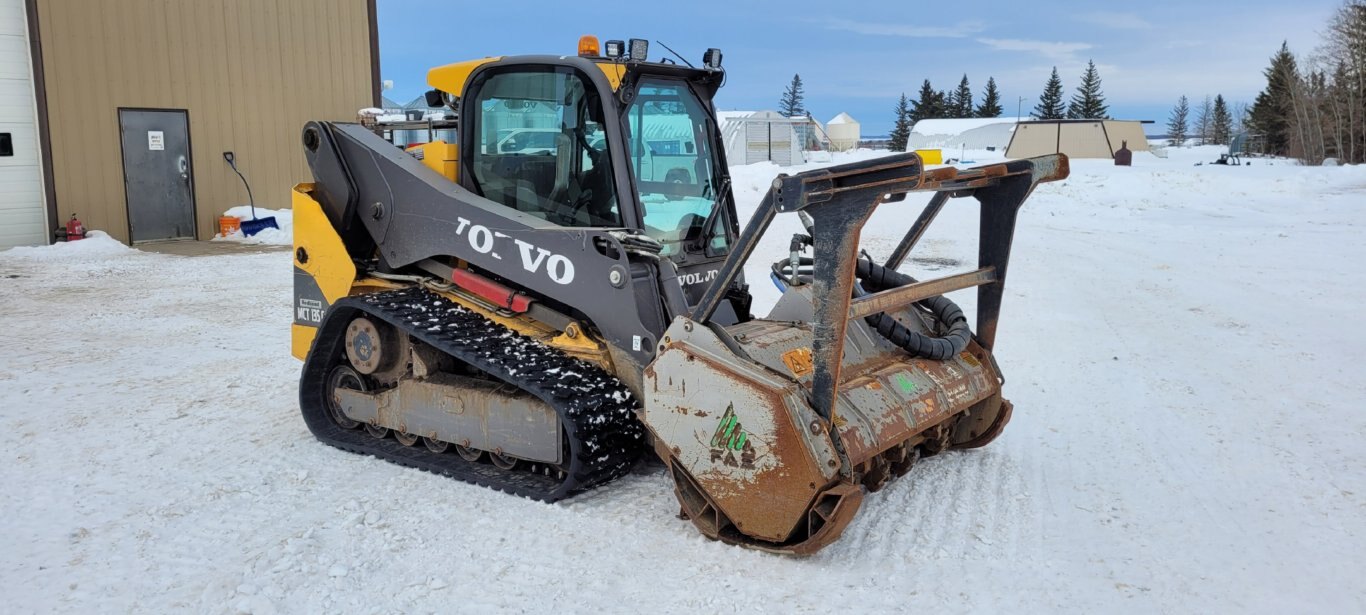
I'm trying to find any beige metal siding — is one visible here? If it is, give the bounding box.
[1005,122,1058,159]
[1058,122,1113,159]
[1103,121,1150,153]
[36,0,373,243]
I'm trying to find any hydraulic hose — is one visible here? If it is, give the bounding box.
[770,257,971,360]
[853,259,970,360]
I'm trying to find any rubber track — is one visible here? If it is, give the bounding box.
[299,287,645,502]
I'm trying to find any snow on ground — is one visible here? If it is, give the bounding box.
[2,146,1364,613]
[2,231,135,262]
[213,206,294,246]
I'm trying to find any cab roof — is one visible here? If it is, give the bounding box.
[426,55,720,99]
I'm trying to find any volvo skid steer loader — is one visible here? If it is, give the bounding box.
[291,37,1068,554]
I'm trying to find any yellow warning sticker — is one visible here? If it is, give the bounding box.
[781,347,814,378]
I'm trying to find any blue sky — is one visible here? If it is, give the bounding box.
[377,1,1339,135]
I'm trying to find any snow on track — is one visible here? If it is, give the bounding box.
[1,147,1364,613]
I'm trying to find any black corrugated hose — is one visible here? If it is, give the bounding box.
[853,258,970,360]
[771,256,972,360]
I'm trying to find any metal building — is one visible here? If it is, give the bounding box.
[825,113,860,152]
[906,118,1020,153]
[10,0,378,247]
[0,0,44,248]
[717,111,807,166]
[1005,120,1151,159]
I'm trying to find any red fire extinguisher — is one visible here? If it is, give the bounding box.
[65,213,86,241]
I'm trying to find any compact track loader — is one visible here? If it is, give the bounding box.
[291,37,1068,554]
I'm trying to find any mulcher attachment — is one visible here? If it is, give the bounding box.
[642,152,1070,554]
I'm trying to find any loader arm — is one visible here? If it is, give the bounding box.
[301,120,676,375]
[691,152,1070,422]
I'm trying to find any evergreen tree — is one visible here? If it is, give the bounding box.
[909,80,941,123]
[778,74,806,117]
[1067,60,1110,119]
[1033,67,1066,119]
[954,75,973,117]
[1248,42,1298,155]
[976,77,1004,118]
[1167,95,1190,146]
[889,93,913,152]
[1211,94,1234,145]
[936,90,951,118]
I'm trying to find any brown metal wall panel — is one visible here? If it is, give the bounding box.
[36,0,374,243]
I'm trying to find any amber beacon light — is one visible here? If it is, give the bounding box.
[578,35,600,57]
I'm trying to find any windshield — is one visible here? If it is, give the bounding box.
[624,79,726,256]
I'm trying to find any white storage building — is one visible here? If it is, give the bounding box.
[717,110,806,166]
[0,0,46,249]
[906,118,1019,154]
[826,112,859,151]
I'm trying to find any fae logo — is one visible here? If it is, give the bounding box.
[452,217,576,285]
[709,403,756,469]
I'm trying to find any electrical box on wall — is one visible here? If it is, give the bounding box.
[0,133,12,156]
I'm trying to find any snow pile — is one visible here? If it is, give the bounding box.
[213,206,294,246]
[0,230,136,262]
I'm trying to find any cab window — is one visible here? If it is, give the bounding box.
[468,69,619,227]
[624,79,727,256]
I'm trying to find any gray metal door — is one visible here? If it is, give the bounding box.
[119,109,196,241]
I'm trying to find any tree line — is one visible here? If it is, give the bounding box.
[1168,2,1364,164]
[888,75,1004,150]
[1164,94,1237,147]
[1032,61,1110,120]
[887,62,1113,151]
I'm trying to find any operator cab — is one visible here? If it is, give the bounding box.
[437,38,734,264]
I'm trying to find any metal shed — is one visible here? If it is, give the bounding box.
[718,110,806,166]
[905,118,1020,153]
[26,0,378,244]
[1005,119,1151,159]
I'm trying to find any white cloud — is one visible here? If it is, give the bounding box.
[1074,11,1153,30]
[825,18,986,38]
[977,38,1094,62]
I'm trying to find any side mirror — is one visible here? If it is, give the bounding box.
[424,89,444,108]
